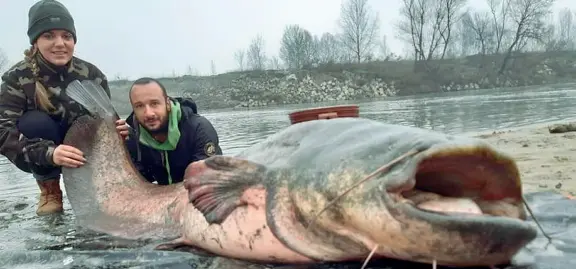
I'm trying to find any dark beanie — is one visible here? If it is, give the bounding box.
[27,0,77,44]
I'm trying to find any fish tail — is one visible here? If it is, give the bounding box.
[65,80,119,119]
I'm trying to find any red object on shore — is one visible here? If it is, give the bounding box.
[288,105,360,125]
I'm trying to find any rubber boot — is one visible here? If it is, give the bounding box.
[36,179,64,215]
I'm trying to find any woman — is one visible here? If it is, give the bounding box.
[0,0,111,216]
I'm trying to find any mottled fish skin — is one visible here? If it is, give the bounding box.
[61,80,314,264]
[224,117,537,266]
[60,80,537,267]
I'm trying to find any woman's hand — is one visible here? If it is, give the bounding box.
[52,144,86,168]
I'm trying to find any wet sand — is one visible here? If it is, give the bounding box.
[472,122,576,196]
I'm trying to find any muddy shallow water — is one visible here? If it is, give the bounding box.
[2,84,576,268]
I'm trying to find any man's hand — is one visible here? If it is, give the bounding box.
[115,119,130,140]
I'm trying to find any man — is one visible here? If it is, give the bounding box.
[115,77,222,185]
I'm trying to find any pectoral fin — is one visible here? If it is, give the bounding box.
[184,155,267,224]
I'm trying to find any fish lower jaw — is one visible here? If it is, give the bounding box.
[385,190,537,267]
[396,189,526,221]
[410,192,485,216]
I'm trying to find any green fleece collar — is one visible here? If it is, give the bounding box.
[137,100,182,185]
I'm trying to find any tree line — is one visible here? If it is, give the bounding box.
[232,0,573,75]
[1,0,573,78]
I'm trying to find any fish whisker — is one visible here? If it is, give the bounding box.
[360,244,379,269]
[306,149,421,232]
[522,198,552,248]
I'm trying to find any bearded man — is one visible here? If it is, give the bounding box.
[115,77,222,185]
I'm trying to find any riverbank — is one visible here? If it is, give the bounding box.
[108,51,576,115]
[472,122,576,196]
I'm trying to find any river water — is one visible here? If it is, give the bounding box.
[1,83,576,265]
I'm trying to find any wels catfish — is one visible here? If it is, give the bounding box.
[61,80,537,267]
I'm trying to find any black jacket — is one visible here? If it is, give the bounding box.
[125,97,222,185]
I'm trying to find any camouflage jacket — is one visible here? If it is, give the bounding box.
[0,54,110,170]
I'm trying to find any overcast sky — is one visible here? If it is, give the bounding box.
[1,0,575,80]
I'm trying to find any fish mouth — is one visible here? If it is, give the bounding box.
[393,145,528,218]
[386,145,538,262]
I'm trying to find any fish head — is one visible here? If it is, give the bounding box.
[296,133,538,267]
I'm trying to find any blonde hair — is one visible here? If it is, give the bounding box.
[23,46,55,112]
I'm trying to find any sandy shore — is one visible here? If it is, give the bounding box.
[470,122,576,197]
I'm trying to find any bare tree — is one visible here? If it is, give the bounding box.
[536,10,573,52]
[210,60,216,75]
[0,48,8,73]
[234,49,245,71]
[315,32,342,64]
[338,0,380,62]
[556,8,574,50]
[396,0,427,62]
[437,0,467,59]
[539,20,560,51]
[461,10,492,55]
[396,0,465,70]
[268,56,282,69]
[378,35,390,60]
[498,0,555,74]
[246,34,267,71]
[487,0,512,54]
[279,24,316,69]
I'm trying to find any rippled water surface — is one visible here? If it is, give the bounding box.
[1,83,576,266]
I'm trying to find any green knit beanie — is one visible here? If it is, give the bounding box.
[27,0,77,45]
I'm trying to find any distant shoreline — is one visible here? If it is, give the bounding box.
[108,51,576,114]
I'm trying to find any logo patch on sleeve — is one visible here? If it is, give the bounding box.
[204,142,216,156]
